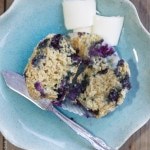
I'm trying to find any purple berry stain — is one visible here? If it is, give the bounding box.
[34,82,45,97]
[50,34,62,49]
[70,54,82,65]
[120,74,131,90]
[82,59,92,66]
[57,79,68,101]
[108,89,119,102]
[67,84,82,101]
[67,75,89,101]
[37,39,49,49]
[89,40,114,58]
[52,101,62,107]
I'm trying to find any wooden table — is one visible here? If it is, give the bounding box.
[0,0,149,149]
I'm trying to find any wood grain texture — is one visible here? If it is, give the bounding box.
[0,0,4,15]
[0,133,4,150]
[120,121,150,150]
[4,141,22,150]
[0,0,150,150]
[131,0,150,31]
[6,0,13,9]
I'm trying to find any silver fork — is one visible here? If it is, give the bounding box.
[2,71,114,150]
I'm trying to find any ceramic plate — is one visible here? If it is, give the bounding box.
[0,0,150,149]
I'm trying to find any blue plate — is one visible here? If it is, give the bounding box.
[0,0,150,149]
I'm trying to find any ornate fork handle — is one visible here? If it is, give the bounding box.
[47,104,114,150]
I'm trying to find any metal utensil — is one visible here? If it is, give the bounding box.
[2,71,114,150]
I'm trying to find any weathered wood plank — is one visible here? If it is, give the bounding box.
[122,120,150,150]
[6,0,13,9]
[4,141,22,150]
[0,133,4,150]
[0,0,4,15]
[130,0,150,31]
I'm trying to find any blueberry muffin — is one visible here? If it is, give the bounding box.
[67,32,131,118]
[24,34,81,103]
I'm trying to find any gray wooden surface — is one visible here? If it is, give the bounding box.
[0,0,149,149]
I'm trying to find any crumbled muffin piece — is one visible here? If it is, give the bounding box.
[76,59,130,118]
[24,34,81,103]
[68,32,131,118]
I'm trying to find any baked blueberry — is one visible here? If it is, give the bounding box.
[50,34,62,49]
[121,74,131,90]
[37,39,49,49]
[89,41,114,58]
[108,89,120,102]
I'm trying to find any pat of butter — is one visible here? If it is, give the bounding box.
[92,15,124,46]
[73,26,92,33]
[62,0,96,30]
